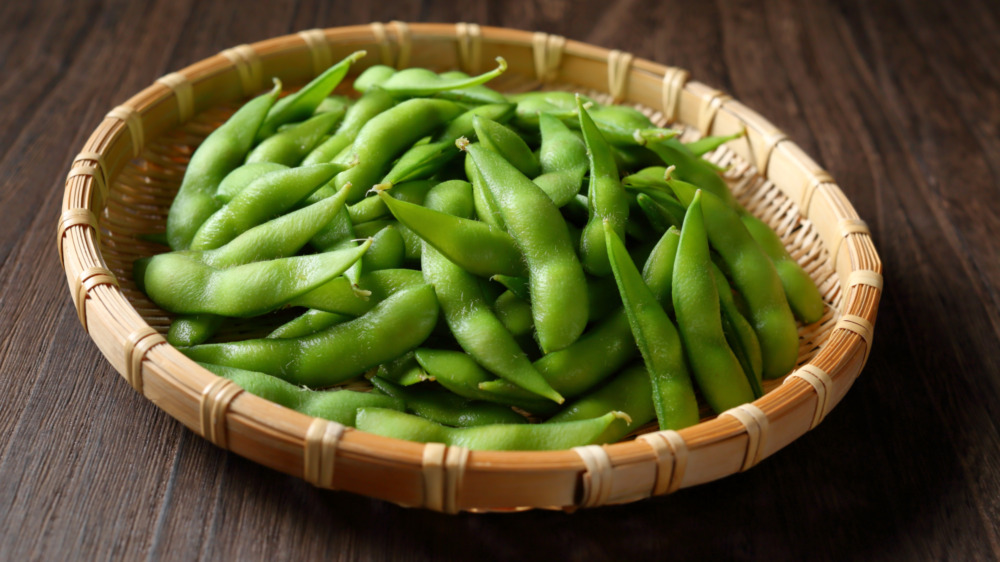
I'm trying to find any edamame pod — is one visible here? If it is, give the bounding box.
[256,50,364,142]
[668,178,798,378]
[712,262,764,395]
[434,103,516,143]
[369,376,526,427]
[464,140,588,353]
[433,70,509,104]
[673,192,754,413]
[356,407,626,451]
[334,98,465,202]
[199,363,404,426]
[740,214,825,324]
[374,352,429,387]
[605,223,700,430]
[266,311,352,339]
[532,113,587,207]
[419,181,562,403]
[141,240,370,317]
[166,80,280,250]
[167,314,224,347]
[348,180,436,224]
[302,88,396,166]
[413,349,557,414]
[246,110,343,166]
[182,284,440,387]
[637,131,740,211]
[376,57,507,97]
[547,364,655,444]
[684,129,745,156]
[214,162,288,204]
[379,190,526,278]
[288,268,425,315]
[190,163,344,250]
[472,115,541,178]
[577,97,629,276]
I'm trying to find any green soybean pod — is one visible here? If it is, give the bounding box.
[356,407,626,451]
[376,57,507,97]
[199,362,404,426]
[433,70,509,105]
[480,308,636,400]
[214,162,288,204]
[605,223,700,431]
[641,226,681,313]
[189,163,344,251]
[433,103,516,143]
[246,110,343,166]
[313,95,352,116]
[374,352,430,387]
[347,180,436,224]
[634,191,686,232]
[472,223,681,403]
[167,314,225,347]
[288,268,426,316]
[266,311,353,340]
[353,65,397,92]
[465,155,505,229]
[162,183,358,346]
[182,284,440,387]
[302,88,396,166]
[376,141,460,187]
[532,112,587,207]
[413,349,557,414]
[256,50,365,142]
[673,192,754,413]
[418,181,562,403]
[197,182,355,268]
[360,224,406,272]
[369,376,526,427]
[638,131,740,211]
[622,166,670,190]
[141,240,370,317]
[472,115,541,178]
[493,290,533,338]
[668,177,798,379]
[379,191,526,278]
[684,129,745,157]
[166,80,280,250]
[712,261,764,396]
[577,97,629,276]
[334,98,466,202]
[547,364,655,444]
[740,214,825,324]
[464,140,588,354]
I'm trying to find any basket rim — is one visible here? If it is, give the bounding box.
[59,22,882,512]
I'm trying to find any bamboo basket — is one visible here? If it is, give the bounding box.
[58,23,882,512]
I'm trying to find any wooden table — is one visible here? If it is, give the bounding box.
[3,0,999,559]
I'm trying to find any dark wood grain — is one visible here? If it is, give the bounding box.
[1,0,998,559]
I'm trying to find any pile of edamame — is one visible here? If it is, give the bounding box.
[137,52,825,451]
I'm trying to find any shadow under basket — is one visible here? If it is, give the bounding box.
[58,22,882,513]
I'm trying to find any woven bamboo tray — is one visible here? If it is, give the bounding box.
[58,22,882,512]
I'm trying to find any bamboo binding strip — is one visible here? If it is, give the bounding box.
[298,29,333,75]
[304,418,346,489]
[156,73,195,125]
[60,23,881,513]
[455,22,482,75]
[122,325,165,394]
[719,404,770,472]
[637,430,688,496]
[221,45,263,96]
